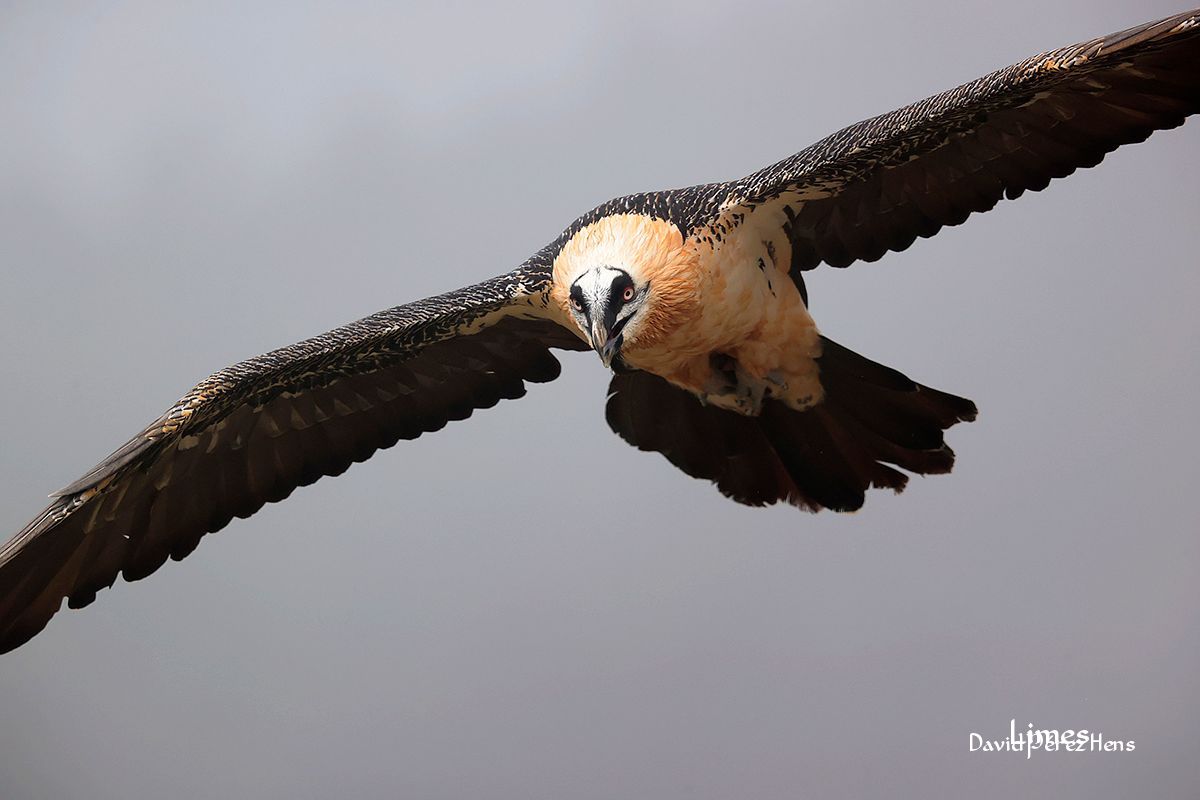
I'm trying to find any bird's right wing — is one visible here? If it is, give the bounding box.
[0,260,586,653]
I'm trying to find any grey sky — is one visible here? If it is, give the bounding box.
[0,1,1197,798]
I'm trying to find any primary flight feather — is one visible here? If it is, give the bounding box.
[2,9,1197,652]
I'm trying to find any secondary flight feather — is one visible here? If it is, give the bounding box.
[2,9,1197,652]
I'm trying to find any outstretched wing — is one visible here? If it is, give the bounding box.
[0,263,586,653]
[719,9,1200,273]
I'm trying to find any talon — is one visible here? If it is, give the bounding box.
[735,377,766,415]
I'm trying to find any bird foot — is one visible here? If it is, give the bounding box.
[702,354,786,416]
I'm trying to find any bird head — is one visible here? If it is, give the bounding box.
[552,212,700,369]
[567,266,650,368]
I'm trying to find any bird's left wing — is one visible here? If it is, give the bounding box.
[717,9,1200,272]
[0,260,586,653]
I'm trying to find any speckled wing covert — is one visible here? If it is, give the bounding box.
[0,262,586,653]
[719,9,1200,273]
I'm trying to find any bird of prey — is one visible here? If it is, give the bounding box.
[1,10,1197,653]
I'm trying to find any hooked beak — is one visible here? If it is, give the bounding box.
[590,322,621,368]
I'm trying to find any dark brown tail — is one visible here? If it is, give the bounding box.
[605,336,977,511]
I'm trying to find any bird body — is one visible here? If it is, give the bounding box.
[1,8,1198,653]
[550,211,823,413]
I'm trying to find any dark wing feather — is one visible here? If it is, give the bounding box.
[0,266,586,653]
[723,9,1200,273]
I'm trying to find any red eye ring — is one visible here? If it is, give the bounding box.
[622,286,635,302]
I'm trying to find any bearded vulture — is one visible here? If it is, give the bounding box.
[1,10,1197,653]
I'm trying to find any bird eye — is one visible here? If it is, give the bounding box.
[622,286,635,302]
[571,297,583,311]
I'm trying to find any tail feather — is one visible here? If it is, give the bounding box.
[605,336,977,511]
[818,338,977,452]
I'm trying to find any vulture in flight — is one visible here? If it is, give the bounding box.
[2,10,1198,652]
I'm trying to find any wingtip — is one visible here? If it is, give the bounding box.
[1099,9,1199,55]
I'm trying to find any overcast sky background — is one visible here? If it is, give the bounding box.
[0,2,1197,798]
